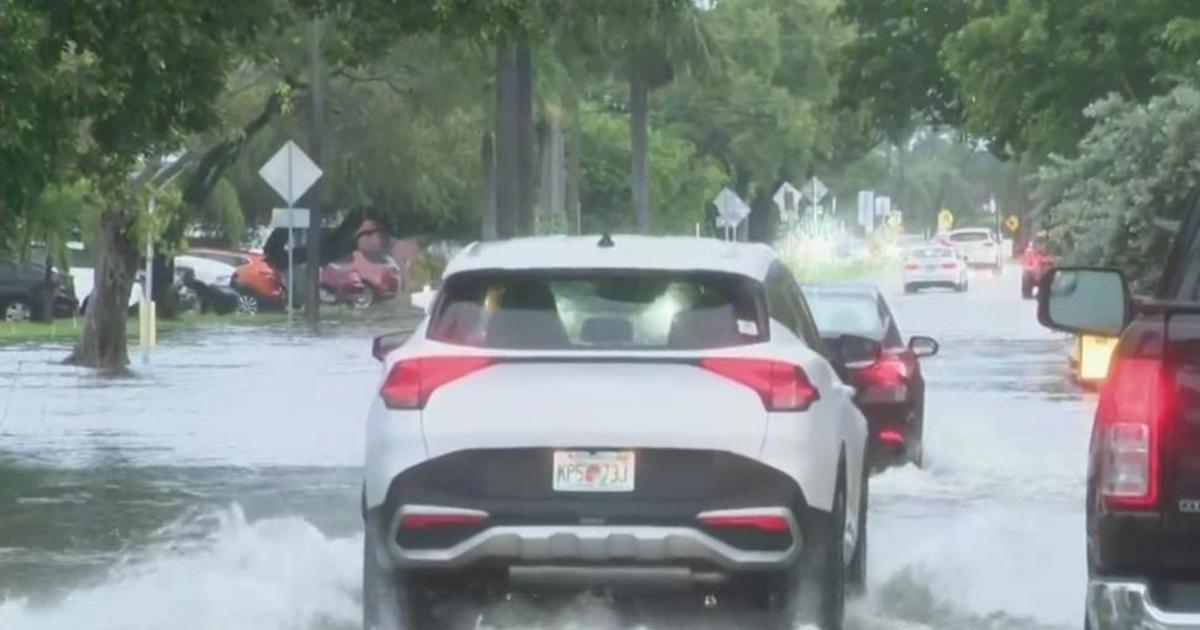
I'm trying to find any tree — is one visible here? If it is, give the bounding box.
[0,0,277,370]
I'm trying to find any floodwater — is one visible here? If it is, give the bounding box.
[0,267,1091,629]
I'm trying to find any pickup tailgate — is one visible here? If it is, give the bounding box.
[1164,311,1200,574]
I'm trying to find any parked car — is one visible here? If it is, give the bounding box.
[902,245,969,293]
[1020,234,1055,299]
[318,250,400,308]
[318,259,371,308]
[803,282,938,468]
[187,248,285,314]
[364,235,870,629]
[173,255,240,315]
[1037,196,1200,630]
[945,228,1003,274]
[68,241,141,314]
[0,257,77,321]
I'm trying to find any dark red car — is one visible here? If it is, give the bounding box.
[320,250,401,307]
[1020,234,1054,299]
[802,283,939,469]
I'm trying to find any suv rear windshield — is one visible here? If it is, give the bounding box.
[949,231,991,242]
[428,270,767,350]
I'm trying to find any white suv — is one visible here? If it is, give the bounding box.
[944,228,1003,273]
[363,235,869,630]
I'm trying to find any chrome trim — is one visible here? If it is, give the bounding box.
[385,505,801,571]
[1088,579,1200,629]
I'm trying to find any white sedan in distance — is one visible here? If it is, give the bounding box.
[903,245,968,293]
[363,234,870,630]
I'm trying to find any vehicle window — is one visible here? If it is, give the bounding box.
[765,266,802,335]
[910,247,955,259]
[804,292,886,342]
[428,270,767,350]
[1179,231,1200,300]
[877,297,904,347]
[787,283,824,349]
[68,247,93,268]
[949,232,990,243]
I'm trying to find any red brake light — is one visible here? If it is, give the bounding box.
[878,429,904,445]
[940,261,958,269]
[399,513,488,530]
[904,262,919,270]
[1096,357,1173,510]
[699,358,819,411]
[380,356,494,409]
[698,514,790,533]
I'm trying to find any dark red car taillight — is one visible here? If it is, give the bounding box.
[380,356,495,410]
[854,352,911,406]
[1096,357,1173,511]
[699,358,819,411]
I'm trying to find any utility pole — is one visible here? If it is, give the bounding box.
[305,15,326,328]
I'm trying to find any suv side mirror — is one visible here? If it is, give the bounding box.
[1037,267,1129,336]
[908,335,939,358]
[371,331,411,362]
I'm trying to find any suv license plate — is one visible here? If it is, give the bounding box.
[553,451,635,492]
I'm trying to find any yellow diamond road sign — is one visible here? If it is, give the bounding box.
[1005,214,1020,234]
[937,209,954,231]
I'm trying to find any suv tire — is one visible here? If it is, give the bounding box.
[363,518,432,630]
[1021,273,1035,299]
[771,467,847,630]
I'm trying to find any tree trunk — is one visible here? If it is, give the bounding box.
[41,252,54,321]
[630,53,651,234]
[481,131,497,240]
[494,41,519,239]
[305,16,326,326]
[69,207,136,371]
[515,42,536,236]
[565,86,582,235]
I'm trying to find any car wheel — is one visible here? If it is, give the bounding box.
[3,299,34,322]
[991,262,1003,276]
[848,460,869,597]
[771,467,847,630]
[903,283,916,294]
[363,518,433,630]
[352,289,375,310]
[235,293,259,316]
[319,286,338,305]
[1021,273,1035,299]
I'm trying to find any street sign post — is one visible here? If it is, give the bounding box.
[803,177,828,230]
[259,141,322,323]
[714,188,751,241]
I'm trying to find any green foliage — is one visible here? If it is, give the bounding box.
[1032,85,1200,291]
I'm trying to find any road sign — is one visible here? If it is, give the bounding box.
[271,208,311,230]
[714,188,750,227]
[1005,214,1020,234]
[887,211,902,229]
[857,191,875,231]
[803,177,828,203]
[938,209,955,232]
[259,140,322,206]
[874,196,891,217]
[773,182,801,221]
[259,140,322,323]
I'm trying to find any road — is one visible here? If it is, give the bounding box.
[0,266,1091,630]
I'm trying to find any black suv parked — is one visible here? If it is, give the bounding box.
[1037,201,1200,629]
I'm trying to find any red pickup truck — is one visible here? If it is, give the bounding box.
[1020,235,1054,299]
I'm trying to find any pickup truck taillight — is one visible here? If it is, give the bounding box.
[700,358,819,412]
[1096,357,1174,510]
[381,357,495,409]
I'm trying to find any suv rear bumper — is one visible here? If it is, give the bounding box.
[1088,579,1200,629]
[366,448,819,574]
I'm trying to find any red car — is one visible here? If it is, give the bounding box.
[1020,235,1054,299]
[320,250,401,307]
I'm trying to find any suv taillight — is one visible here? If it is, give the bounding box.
[699,358,819,411]
[380,357,494,410]
[1096,357,1173,510]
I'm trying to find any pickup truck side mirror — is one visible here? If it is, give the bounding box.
[371,331,411,362]
[1037,267,1130,337]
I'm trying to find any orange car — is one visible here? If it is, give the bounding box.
[187,248,285,314]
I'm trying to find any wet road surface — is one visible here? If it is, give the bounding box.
[0,267,1091,629]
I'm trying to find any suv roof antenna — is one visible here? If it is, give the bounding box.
[597,233,615,248]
